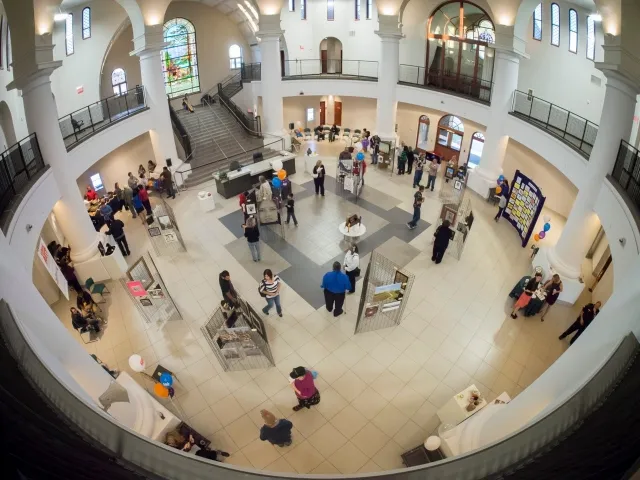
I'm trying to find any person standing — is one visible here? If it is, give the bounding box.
[361,135,369,153]
[137,185,152,216]
[406,148,415,175]
[413,154,425,188]
[132,189,146,223]
[432,219,452,264]
[114,182,124,209]
[313,160,325,196]
[86,186,98,201]
[371,138,379,165]
[329,124,337,142]
[397,146,407,175]
[219,271,238,306]
[407,186,425,230]
[426,159,439,191]
[285,193,298,226]
[495,190,508,222]
[540,274,564,321]
[559,301,601,345]
[510,272,543,318]
[321,262,351,317]
[242,216,261,262]
[259,410,293,447]
[127,172,139,190]
[289,366,320,411]
[161,166,176,199]
[343,244,360,294]
[260,269,282,317]
[123,185,136,218]
[59,260,83,293]
[99,199,113,223]
[105,218,130,257]
[258,175,272,202]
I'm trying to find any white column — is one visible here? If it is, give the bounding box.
[547,71,639,278]
[375,15,403,141]
[257,15,284,136]
[467,49,520,197]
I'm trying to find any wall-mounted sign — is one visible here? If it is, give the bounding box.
[76,86,84,94]
[126,280,147,297]
[90,173,104,191]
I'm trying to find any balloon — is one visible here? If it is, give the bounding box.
[272,178,282,188]
[272,159,283,171]
[543,223,551,232]
[277,169,287,180]
[168,387,175,398]
[355,142,363,151]
[543,215,551,223]
[539,231,546,239]
[534,234,540,242]
[154,383,169,398]
[496,179,502,186]
[356,152,365,161]
[495,186,502,194]
[498,175,505,181]
[159,373,173,387]
[128,354,145,373]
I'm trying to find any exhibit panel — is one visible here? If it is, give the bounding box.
[503,170,546,247]
[147,195,187,256]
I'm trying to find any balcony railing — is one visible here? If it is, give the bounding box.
[511,90,598,159]
[282,59,378,80]
[216,74,262,136]
[241,62,261,82]
[399,65,493,104]
[58,85,148,151]
[0,133,46,233]
[611,140,640,213]
[168,100,193,161]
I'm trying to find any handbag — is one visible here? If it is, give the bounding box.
[353,267,361,277]
[258,280,267,298]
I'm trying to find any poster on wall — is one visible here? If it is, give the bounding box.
[503,169,546,247]
[126,280,147,297]
[37,238,69,300]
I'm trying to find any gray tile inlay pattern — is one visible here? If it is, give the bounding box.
[220,178,430,309]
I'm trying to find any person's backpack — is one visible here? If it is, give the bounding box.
[258,280,267,298]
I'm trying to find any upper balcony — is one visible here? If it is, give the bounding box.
[282,59,378,81]
[399,65,493,105]
[58,86,149,152]
[611,140,640,218]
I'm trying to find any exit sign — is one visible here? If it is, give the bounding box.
[76,86,84,94]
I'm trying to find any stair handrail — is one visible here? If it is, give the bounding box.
[167,98,192,160]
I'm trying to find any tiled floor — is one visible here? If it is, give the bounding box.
[51,139,595,474]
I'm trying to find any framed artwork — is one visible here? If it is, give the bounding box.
[394,271,409,289]
[364,305,379,318]
[139,297,153,307]
[148,287,165,299]
[163,232,178,244]
[453,179,462,190]
[148,226,161,237]
[441,205,458,225]
[158,215,173,230]
[246,203,256,215]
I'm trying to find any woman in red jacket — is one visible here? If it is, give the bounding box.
[136,185,152,216]
[289,366,320,411]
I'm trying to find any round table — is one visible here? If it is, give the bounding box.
[339,222,367,242]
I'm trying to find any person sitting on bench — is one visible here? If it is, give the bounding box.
[71,307,101,333]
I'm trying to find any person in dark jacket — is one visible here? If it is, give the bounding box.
[406,148,415,174]
[559,301,602,345]
[70,307,100,332]
[59,260,83,293]
[242,216,260,262]
[432,220,452,264]
[106,218,130,256]
[259,409,293,447]
[161,166,176,199]
[219,270,238,306]
[321,262,351,316]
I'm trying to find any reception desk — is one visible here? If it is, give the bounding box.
[213,153,296,199]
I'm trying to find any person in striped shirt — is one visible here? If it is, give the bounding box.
[260,269,282,317]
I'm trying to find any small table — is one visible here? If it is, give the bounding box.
[437,384,487,426]
[197,191,216,213]
[338,222,367,242]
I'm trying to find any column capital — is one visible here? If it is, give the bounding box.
[597,35,640,95]
[257,14,284,39]
[7,34,61,92]
[130,24,167,59]
[375,15,404,40]
[493,25,529,60]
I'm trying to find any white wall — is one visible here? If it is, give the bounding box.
[283,94,378,130]
[100,22,140,99]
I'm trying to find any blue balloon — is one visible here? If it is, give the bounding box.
[159,373,173,387]
[498,175,505,181]
[272,178,282,188]
[356,152,365,161]
[543,223,551,232]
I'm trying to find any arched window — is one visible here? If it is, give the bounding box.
[586,16,596,60]
[437,115,464,152]
[111,68,127,96]
[65,13,74,55]
[416,115,430,151]
[229,44,242,69]
[0,16,4,69]
[468,132,485,168]
[6,26,10,71]
[82,7,91,39]
[533,3,542,40]
[355,0,361,20]
[550,3,560,46]
[162,18,199,98]
[569,9,578,53]
[327,0,335,20]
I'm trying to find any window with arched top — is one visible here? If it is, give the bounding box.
[437,115,464,152]
[586,16,596,60]
[468,132,485,168]
[65,14,74,55]
[533,3,542,40]
[162,18,200,98]
[416,115,431,151]
[82,7,91,39]
[569,9,578,53]
[111,68,127,96]
[229,44,242,69]
[551,3,560,46]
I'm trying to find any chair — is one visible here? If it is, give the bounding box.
[487,187,501,205]
[303,128,312,140]
[71,118,84,133]
[343,128,351,137]
[75,325,99,344]
[352,129,362,141]
[85,277,110,304]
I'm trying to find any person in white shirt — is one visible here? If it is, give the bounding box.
[258,175,272,202]
[260,269,282,317]
[343,244,360,294]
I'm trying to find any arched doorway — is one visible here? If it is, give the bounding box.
[425,1,495,101]
[435,114,464,163]
[0,101,17,151]
[320,37,342,74]
[415,115,431,152]
[467,131,485,168]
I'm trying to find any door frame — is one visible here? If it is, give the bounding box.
[320,101,326,125]
[334,100,342,125]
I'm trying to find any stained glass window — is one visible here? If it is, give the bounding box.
[301,0,307,20]
[229,44,242,69]
[0,16,3,69]
[587,16,596,60]
[82,7,91,39]
[533,4,542,40]
[327,0,335,20]
[366,0,372,19]
[569,9,578,53]
[65,14,74,55]
[112,68,127,96]
[162,18,200,99]
[551,3,560,46]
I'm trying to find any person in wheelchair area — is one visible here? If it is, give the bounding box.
[70,307,102,333]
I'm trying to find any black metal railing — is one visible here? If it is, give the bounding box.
[398,65,493,104]
[0,133,46,230]
[241,63,261,82]
[612,140,640,212]
[511,90,598,159]
[217,79,261,136]
[58,86,147,151]
[283,59,378,80]
[168,100,193,161]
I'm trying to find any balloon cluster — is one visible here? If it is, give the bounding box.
[153,373,175,398]
[495,175,505,195]
[272,169,287,188]
[356,152,365,162]
[533,215,552,242]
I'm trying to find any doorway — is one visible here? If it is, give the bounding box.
[280,50,285,77]
[319,37,343,74]
[415,115,430,152]
[434,115,464,164]
[334,101,342,125]
[467,132,485,168]
[320,101,326,125]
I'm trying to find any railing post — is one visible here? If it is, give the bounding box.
[1,153,16,194]
[529,95,533,117]
[87,105,95,132]
[563,113,570,139]
[105,98,112,122]
[17,141,29,179]
[579,122,588,152]
[123,91,130,115]
[546,104,552,127]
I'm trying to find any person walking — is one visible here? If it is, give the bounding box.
[258,175,272,202]
[495,190,508,222]
[161,166,176,199]
[343,244,360,294]
[219,270,238,307]
[371,138,380,165]
[413,154,425,188]
[260,269,282,317]
[289,366,320,411]
[432,219,452,264]
[137,185,152,216]
[559,301,601,345]
[426,159,439,191]
[312,160,325,196]
[285,193,298,226]
[127,172,139,190]
[259,410,293,447]
[132,189,146,224]
[123,185,137,218]
[397,146,407,175]
[406,148,415,174]
[407,186,425,230]
[540,274,564,321]
[510,272,543,319]
[105,218,130,257]
[321,262,351,317]
[242,216,261,262]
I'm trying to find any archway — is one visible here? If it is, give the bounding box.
[467,131,484,168]
[319,36,342,74]
[435,114,464,163]
[415,115,430,151]
[0,101,17,151]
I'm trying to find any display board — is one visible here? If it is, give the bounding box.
[335,156,363,201]
[355,250,415,334]
[503,170,546,247]
[444,197,474,260]
[147,193,186,256]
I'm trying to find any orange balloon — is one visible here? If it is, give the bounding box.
[277,169,287,180]
[495,186,502,194]
[154,383,169,398]
[533,234,540,242]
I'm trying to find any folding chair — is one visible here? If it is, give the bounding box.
[85,277,110,304]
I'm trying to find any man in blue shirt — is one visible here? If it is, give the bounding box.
[321,261,351,317]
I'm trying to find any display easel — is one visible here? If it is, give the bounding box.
[437,176,474,261]
[355,250,415,334]
[335,156,363,201]
[146,193,187,256]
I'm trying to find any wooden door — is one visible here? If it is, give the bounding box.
[321,50,328,74]
[334,101,342,125]
[339,50,343,74]
[320,101,326,125]
[280,50,285,77]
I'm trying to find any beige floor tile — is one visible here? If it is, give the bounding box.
[372,403,409,437]
[311,460,341,473]
[307,422,348,458]
[374,440,405,470]
[371,371,405,401]
[279,324,313,350]
[198,376,232,405]
[390,385,427,417]
[332,369,367,402]
[442,365,472,392]
[298,338,330,366]
[467,336,492,358]
[225,414,261,449]
[437,337,466,363]
[313,387,349,420]
[368,341,402,367]
[474,361,500,388]
[333,340,367,367]
[423,351,454,380]
[358,459,383,473]
[501,358,525,384]
[351,422,390,457]
[351,330,384,352]
[233,381,269,413]
[327,441,369,473]
[253,368,289,398]
[408,368,440,398]
[388,354,422,382]
[350,354,386,384]
[492,373,517,397]
[265,456,298,473]
[403,338,435,365]
[386,326,416,351]
[411,400,440,432]
[400,313,430,337]
[315,325,349,351]
[456,348,485,377]
[330,405,368,438]
[177,388,208,418]
[428,382,456,409]
[393,419,428,450]
[283,440,325,473]
[242,438,282,469]
[226,450,253,468]
[188,406,223,437]
[216,370,253,392]
[484,346,509,370]
[351,386,389,420]
[312,353,349,384]
[215,394,246,426]
[185,357,217,386]
[518,367,539,389]
[289,407,328,438]
[209,428,239,454]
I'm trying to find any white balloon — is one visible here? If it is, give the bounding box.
[128,354,145,372]
[272,159,283,172]
[424,436,442,451]
[355,142,363,151]
[543,215,551,223]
